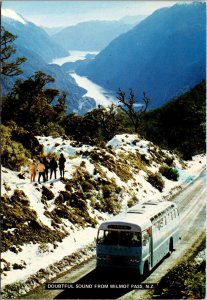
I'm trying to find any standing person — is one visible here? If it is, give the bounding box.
[29,160,37,183]
[43,157,49,181]
[37,160,46,184]
[50,157,58,180]
[59,153,66,179]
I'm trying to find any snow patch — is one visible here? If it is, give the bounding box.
[2,8,27,25]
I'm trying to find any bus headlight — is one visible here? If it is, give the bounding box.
[97,256,107,261]
[130,259,139,263]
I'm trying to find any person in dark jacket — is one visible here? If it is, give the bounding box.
[59,153,66,179]
[50,157,58,179]
[43,157,49,181]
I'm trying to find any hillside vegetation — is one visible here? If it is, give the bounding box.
[141,81,206,160]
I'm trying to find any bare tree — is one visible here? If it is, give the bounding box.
[117,89,150,132]
[95,104,124,140]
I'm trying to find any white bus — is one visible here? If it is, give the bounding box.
[96,200,180,275]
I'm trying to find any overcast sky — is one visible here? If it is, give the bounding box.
[2,1,186,27]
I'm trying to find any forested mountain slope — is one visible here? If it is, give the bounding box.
[78,3,206,109]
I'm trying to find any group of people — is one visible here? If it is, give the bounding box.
[29,153,66,183]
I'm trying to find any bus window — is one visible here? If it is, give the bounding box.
[153,223,158,233]
[104,231,119,245]
[97,230,119,245]
[159,217,165,228]
[142,232,149,246]
[119,232,141,247]
[97,230,105,244]
[97,230,141,247]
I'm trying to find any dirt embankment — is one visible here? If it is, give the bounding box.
[152,233,206,299]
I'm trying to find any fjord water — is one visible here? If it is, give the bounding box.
[52,51,117,107]
[52,50,98,64]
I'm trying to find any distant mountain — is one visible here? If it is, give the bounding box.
[2,9,68,63]
[1,9,96,114]
[119,15,146,25]
[52,20,136,51]
[42,26,64,36]
[77,3,206,109]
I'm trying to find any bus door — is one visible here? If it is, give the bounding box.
[142,227,153,269]
[148,227,153,268]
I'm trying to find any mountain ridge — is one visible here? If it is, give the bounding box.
[52,19,140,51]
[2,10,97,114]
[77,2,206,109]
[2,10,68,63]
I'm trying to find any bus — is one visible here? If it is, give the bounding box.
[96,200,180,275]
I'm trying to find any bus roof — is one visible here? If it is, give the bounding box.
[98,200,177,232]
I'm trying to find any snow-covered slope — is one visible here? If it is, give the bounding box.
[2,8,68,63]
[2,8,27,25]
[1,134,206,297]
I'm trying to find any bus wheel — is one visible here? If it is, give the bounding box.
[143,261,149,278]
[169,238,174,254]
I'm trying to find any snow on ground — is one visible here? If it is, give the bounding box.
[108,134,150,156]
[1,134,206,291]
[2,227,97,287]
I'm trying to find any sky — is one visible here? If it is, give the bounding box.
[1,0,180,28]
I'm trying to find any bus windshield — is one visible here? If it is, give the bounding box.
[97,230,141,247]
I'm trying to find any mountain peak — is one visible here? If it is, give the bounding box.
[2,8,27,25]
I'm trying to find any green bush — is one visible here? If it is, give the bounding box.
[42,186,55,200]
[41,122,65,137]
[99,196,121,215]
[46,152,60,161]
[1,125,30,171]
[159,165,179,181]
[147,172,164,192]
[10,125,43,155]
[164,156,174,166]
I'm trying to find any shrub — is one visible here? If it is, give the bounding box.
[70,194,87,210]
[81,181,94,192]
[164,156,174,166]
[10,189,29,205]
[159,165,179,181]
[46,152,60,161]
[147,172,164,192]
[59,191,71,201]
[99,196,121,215]
[11,126,43,155]
[42,186,55,200]
[41,122,65,137]
[1,125,30,171]
[128,194,139,207]
[1,190,38,230]
[37,243,49,254]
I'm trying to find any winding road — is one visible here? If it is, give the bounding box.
[22,170,206,299]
